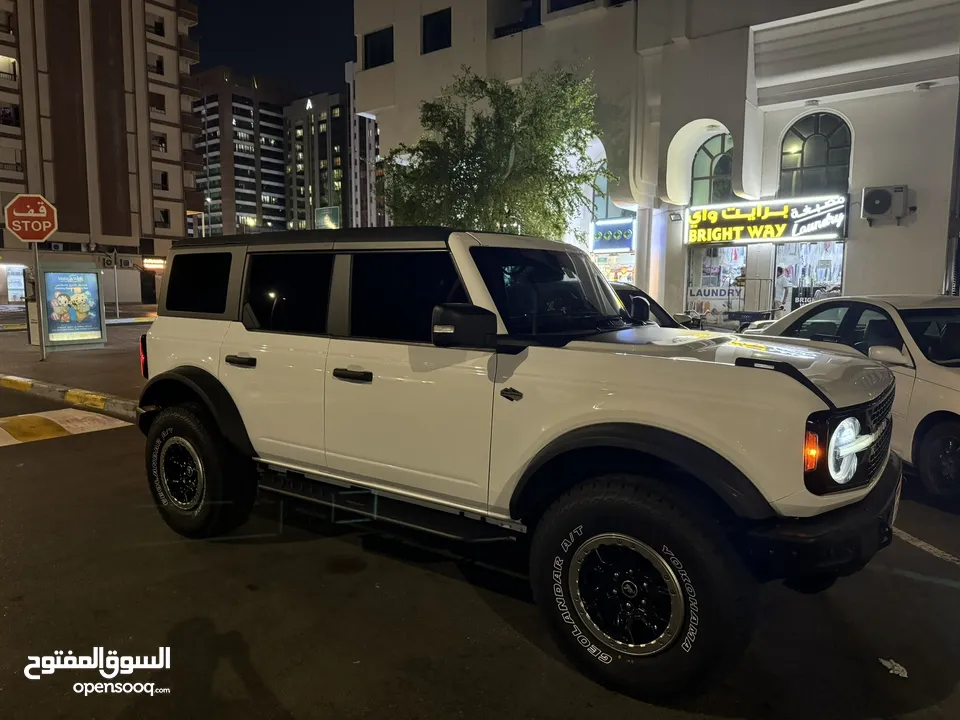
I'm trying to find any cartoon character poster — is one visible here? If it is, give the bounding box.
[44,271,103,343]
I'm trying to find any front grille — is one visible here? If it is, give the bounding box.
[862,417,893,481]
[867,383,895,430]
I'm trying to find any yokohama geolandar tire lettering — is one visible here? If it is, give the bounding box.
[145,403,256,538]
[529,474,759,699]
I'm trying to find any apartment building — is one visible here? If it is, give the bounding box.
[0,0,201,302]
[193,67,292,236]
[354,0,960,313]
[283,62,384,230]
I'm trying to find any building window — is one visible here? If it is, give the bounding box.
[779,112,851,197]
[145,13,165,37]
[152,170,169,191]
[332,107,341,118]
[295,127,304,138]
[422,8,452,55]
[147,52,164,76]
[691,133,734,206]
[151,132,167,153]
[154,208,171,229]
[148,92,166,115]
[364,26,394,70]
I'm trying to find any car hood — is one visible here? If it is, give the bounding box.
[569,325,893,409]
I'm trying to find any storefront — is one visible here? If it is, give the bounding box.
[0,263,27,304]
[684,195,849,327]
[589,216,638,285]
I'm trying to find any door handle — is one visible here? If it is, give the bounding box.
[225,354,257,368]
[333,368,373,383]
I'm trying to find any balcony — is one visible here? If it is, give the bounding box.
[184,188,204,213]
[152,182,169,192]
[177,0,198,26]
[0,160,22,177]
[179,73,200,97]
[181,112,201,133]
[182,149,202,170]
[179,35,199,63]
[146,22,165,39]
[0,24,15,47]
[148,62,164,78]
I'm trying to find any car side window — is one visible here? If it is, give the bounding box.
[851,307,903,354]
[244,252,334,335]
[784,305,849,341]
[165,252,232,314]
[349,251,467,343]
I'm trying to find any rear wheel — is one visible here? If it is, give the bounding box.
[917,420,960,498]
[529,474,758,699]
[145,404,257,537]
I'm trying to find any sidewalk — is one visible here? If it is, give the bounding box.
[0,303,157,331]
[0,324,147,401]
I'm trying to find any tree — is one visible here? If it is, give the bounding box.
[381,67,612,244]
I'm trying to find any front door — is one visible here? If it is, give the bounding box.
[218,250,335,469]
[323,250,496,510]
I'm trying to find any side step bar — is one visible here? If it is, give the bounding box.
[258,466,518,544]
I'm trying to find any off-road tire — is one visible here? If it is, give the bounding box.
[917,420,960,498]
[529,474,758,699]
[145,403,257,538]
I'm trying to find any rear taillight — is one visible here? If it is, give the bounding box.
[139,334,148,379]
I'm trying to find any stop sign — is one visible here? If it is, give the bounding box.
[4,194,58,243]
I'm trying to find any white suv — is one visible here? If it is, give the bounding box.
[137,228,902,698]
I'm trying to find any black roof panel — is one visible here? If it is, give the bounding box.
[173,226,456,249]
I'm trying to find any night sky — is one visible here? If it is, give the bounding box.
[194,0,356,97]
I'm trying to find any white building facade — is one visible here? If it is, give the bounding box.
[353,0,960,317]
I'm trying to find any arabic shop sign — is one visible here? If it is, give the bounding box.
[685,195,848,245]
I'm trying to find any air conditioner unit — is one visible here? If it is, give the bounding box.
[861,185,908,223]
[119,258,134,269]
[102,256,115,268]
[49,242,64,252]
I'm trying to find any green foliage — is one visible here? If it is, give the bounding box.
[381,66,613,243]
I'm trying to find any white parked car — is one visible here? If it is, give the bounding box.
[137,229,900,698]
[757,294,960,497]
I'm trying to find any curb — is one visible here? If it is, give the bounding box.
[0,374,137,423]
[0,317,154,332]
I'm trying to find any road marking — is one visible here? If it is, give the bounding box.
[894,527,960,568]
[63,389,108,410]
[875,565,960,591]
[0,409,129,445]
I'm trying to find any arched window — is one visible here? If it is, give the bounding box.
[779,112,850,197]
[691,133,734,206]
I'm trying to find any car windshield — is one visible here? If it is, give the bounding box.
[471,246,627,335]
[899,308,960,365]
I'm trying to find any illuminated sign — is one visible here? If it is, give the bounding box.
[306,98,313,110]
[142,257,166,272]
[590,217,637,254]
[684,195,848,245]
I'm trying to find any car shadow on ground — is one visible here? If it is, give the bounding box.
[224,495,959,719]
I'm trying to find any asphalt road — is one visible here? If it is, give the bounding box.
[1,388,959,719]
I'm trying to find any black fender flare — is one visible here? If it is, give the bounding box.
[510,423,775,521]
[137,366,255,457]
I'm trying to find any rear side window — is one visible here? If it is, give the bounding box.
[165,252,232,314]
[244,252,334,335]
[349,251,467,343]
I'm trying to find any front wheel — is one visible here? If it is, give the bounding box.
[145,404,257,538]
[917,421,960,498]
[529,475,758,699]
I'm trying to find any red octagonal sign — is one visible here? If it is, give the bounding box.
[4,193,58,243]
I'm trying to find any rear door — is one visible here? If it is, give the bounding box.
[218,247,335,469]
[323,248,496,511]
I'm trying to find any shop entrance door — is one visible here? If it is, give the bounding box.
[775,241,845,311]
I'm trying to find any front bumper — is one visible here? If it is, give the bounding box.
[743,452,902,580]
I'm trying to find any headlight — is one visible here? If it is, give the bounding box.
[827,417,860,484]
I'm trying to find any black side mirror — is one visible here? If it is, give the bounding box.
[432,303,498,349]
[629,295,651,324]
